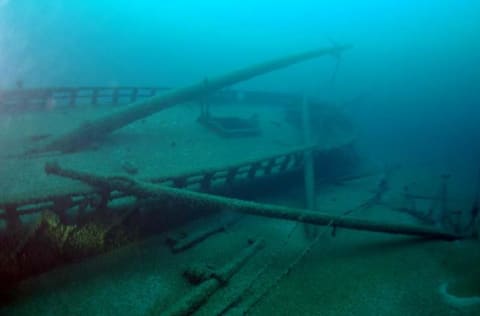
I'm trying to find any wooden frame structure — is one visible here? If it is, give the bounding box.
[0,86,304,113]
[0,147,309,231]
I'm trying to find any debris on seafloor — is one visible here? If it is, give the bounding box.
[395,174,477,234]
[121,160,139,175]
[0,145,319,286]
[150,238,264,316]
[183,263,218,285]
[168,216,240,253]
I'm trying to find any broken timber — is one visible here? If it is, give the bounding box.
[169,217,239,253]
[27,44,351,154]
[151,239,263,316]
[45,162,464,241]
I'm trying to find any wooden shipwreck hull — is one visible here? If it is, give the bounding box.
[0,46,460,299]
[0,136,354,292]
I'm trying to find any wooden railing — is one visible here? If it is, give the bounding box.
[0,86,300,113]
[0,87,169,112]
[0,147,308,231]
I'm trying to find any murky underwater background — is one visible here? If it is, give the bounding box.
[1,0,479,167]
[1,1,480,315]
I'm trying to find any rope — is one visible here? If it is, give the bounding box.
[223,190,385,315]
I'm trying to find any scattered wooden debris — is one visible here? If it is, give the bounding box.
[150,238,264,316]
[169,216,240,253]
[121,160,139,175]
[395,175,467,233]
[396,185,438,225]
[183,263,218,285]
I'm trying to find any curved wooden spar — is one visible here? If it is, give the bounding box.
[45,162,463,241]
[28,44,351,154]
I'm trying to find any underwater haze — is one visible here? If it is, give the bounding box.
[1,1,480,315]
[1,0,479,169]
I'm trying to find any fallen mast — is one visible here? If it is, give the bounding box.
[45,162,463,241]
[29,44,351,154]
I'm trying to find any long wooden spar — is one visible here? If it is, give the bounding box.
[44,162,463,241]
[26,45,351,154]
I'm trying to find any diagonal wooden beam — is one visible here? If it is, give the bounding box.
[28,44,351,154]
[45,162,464,241]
